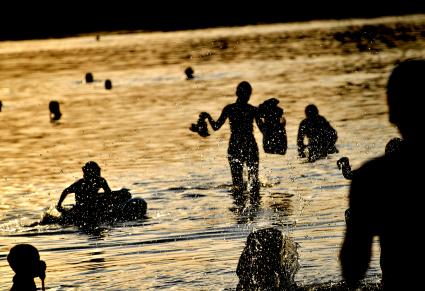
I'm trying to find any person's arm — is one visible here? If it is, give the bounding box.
[100,177,111,193]
[339,177,373,287]
[56,185,75,212]
[297,121,306,157]
[202,106,229,131]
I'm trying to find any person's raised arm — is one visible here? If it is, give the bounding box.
[202,106,229,131]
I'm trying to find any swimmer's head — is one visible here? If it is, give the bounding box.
[82,161,101,178]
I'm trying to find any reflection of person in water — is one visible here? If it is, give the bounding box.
[56,161,111,220]
[202,81,260,195]
[340,59,425,290]
[7,244,46,291]
[258,98,287,155]
[297,104,338,162]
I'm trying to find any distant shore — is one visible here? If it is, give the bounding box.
[1,1,424,41]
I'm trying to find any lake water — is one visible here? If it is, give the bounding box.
[1,14,424,290]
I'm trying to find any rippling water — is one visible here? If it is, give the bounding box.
[1,14,424,290]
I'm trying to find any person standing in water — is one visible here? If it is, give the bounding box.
[202,81,261,196]
[339,59,425,290]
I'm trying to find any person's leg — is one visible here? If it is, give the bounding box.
[229,155,244,191]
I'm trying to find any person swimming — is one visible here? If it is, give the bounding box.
[49,100,62,122]
[7,244,46,291]
[337,137,403,180]
[297,104,338,162]
[56,161,112,222]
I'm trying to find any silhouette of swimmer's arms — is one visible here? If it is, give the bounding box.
[7,244,46,291]
[56,161,111,213]
[339,59,425,290]
[201,81,261,192]
[337,137,403,180]
[297,104,338,162]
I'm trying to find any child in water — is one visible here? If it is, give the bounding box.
[56,161,111,221]
[7,244,46,291]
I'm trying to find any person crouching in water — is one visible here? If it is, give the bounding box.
[7,244,46,291]
[56,161,111,223]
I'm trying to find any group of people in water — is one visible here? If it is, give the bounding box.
[6,59,424,290]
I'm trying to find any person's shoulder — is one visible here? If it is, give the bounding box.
[354,155,388,179]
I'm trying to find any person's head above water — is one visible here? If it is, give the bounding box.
[7,244,46,279]
[235,81,252,103]
[305,104,319,118]
[82,161,101,178]
[387,59,425,142]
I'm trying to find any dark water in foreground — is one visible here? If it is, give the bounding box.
[0,14,424,290]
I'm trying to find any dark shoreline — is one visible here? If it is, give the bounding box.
[1,1,424,41]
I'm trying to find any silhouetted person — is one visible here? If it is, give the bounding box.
[104,79,112,90]
[297,104,338,162]
[96,35,100,41]
[190,113,210,137]
[0,100,2,111]
[7,244,46,291]
[185,66,194,80]
[49,100,62,122]
[236,228,299,291]
[340,59,425,290]
[85,72,94,83]
[56,161,111,222]
[337,137,404,180]
[258,97,287,155]
[202,81,261,195]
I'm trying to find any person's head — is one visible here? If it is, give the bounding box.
[385,137,403,155]
[104,79,112,90]
[236,81,252,103]
[387,59,425,141]
[305,104,319,118]
[7,244,46,279]
[185,67,194,80]
[85,72,94,83]
[49,100,61,121]
[82,161,101,178]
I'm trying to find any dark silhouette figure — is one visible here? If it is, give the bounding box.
[185,66,194,80]
[104,79,112,90]
[85,72,94,83]
[54,162,147,226]
[258,97,288,155]
[340,59,425,290]
[56,161,112,221]
[236,227,299,291]
[337,137,403,180]
[49,100,62,122]
[297,104,338,162]
[0,100,2,111]
[7,244,46,291]
[190,112,210,137]
[202,81,261,194]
